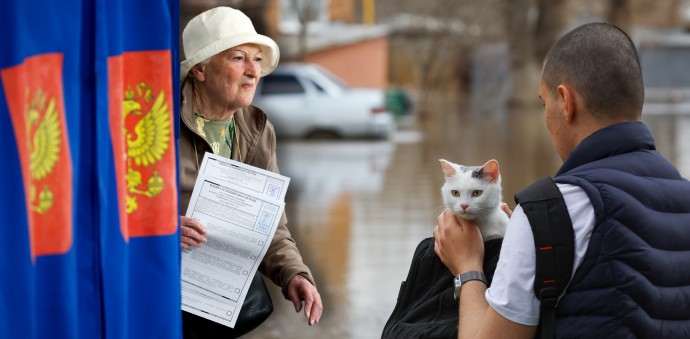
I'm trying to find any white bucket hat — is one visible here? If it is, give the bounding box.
[180,6,280,81]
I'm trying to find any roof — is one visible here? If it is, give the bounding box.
[274,22,389,58]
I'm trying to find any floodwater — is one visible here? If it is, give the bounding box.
[246,108,690,339]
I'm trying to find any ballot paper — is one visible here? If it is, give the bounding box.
[181,152,289,328]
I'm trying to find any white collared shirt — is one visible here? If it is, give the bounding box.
[485,183,596,326]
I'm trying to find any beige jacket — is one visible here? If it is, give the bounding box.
[179,81,314,293]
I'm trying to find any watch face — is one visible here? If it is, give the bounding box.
[453,276,462,300]
[454,272,488,301]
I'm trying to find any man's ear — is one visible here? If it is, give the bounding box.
[556,84,576,123]
[190,64,206,82]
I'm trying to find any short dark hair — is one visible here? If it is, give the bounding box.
[542,23,644,120]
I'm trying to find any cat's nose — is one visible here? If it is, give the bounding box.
[461,204,469,211]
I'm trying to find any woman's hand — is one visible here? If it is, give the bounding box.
[180,216,207,249]
[286,275,323,326]
[433,210,485,275]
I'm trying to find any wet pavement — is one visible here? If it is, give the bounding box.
[246,108,690,339]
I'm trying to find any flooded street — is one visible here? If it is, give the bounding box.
[247,108,690,339]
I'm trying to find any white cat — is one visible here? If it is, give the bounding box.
[439,159,508,241]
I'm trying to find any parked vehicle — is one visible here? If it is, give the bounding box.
[254,63,395,139]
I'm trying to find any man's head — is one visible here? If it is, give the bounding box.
[540,23,644,160]
[543,22,644,120]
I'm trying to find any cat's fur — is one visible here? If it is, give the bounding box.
[439,159,508,241]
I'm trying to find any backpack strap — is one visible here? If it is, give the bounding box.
[514,176,574,339]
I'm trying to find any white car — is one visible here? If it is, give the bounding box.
[254,63,395,139]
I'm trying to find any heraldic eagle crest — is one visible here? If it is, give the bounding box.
[123,82,171,214]
[27,89,60,214]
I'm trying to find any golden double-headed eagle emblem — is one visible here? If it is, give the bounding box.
[27,89,60,214]
[123,82,171,214]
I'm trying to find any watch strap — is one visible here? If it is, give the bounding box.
[453,271,488,300]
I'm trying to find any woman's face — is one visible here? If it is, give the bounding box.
[198,43,263,111]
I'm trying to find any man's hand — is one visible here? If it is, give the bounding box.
[286,274,323,326]
[180,216,207,249]
[433,210,485,275]
[501,203,513,218]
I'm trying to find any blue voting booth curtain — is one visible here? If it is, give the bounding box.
[0,0,181,338]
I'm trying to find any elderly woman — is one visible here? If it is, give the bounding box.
[178,6,322,337]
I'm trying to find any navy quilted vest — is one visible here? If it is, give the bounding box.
[553,122,690,338]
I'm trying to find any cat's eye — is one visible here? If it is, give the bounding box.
[472,190,483,197]
[451,190,460,197]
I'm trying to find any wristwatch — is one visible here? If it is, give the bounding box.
[453,271,488,300]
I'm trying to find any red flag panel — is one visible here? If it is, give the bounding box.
[108,50,177,239]
[1,53,73,258]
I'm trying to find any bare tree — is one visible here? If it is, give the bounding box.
[383,0,506,122]
[534,0,568,63]
[292,0,320,61]
[504,0,540,106]
[607,0,632,33]
[237,0,271,35]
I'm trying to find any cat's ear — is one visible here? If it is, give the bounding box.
[439,159,456,177]
[482,159,500,183]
